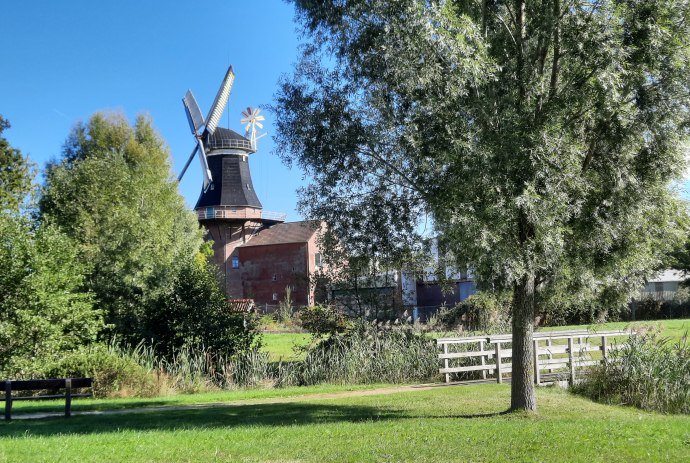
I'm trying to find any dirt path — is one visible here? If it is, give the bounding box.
[10,382,477,421]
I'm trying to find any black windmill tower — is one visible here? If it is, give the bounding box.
[178,66,285,297]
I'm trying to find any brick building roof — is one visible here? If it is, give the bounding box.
[240,221,320,247]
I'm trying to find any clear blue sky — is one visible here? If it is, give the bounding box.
[1,0,306,220]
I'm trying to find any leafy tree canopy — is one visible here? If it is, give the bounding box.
[275,0,690,410]
[40,113,220,347]
[0,115,33,212]
[0,213,101,376]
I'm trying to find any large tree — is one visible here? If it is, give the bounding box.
[40,113,252,352]
[275,0,690,410]
[0,115,33,212]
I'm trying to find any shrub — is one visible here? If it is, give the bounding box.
[438,291,511,332]
[38,344,161,398]
[574,333,690,414]
[299,304,349,336]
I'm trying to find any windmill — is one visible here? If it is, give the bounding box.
[240,107,266,150]
[177,66,236,191]
[177,66,285,298]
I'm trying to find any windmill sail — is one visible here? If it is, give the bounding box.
[183,90,205,135]
[205,66,235,135]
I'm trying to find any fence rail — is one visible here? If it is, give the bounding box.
[437,330,630,386]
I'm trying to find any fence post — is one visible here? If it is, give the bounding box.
[533,338,540,385]
[442,343,450,384]
[568,337,575,386]
[480,340,487,380]
[546,338,553,373]
[4,381,11,421]
[601,335,608,362]
[65,378,72,417]
[495,341,503,384]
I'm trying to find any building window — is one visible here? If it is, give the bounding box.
[232,256,239,269]
[315,253,323,268]
[206,207,214,218]
[272,292,278,301]
[272,273,278,281]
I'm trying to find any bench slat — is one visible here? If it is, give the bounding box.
[2,393,92,401]
[3,378,92,391]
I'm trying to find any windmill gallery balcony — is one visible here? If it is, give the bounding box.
[196,206,286,223]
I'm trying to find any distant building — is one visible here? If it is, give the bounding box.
[639,269,687,301]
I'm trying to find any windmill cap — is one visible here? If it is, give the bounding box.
[205,127,255,152]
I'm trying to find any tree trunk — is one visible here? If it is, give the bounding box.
[511,274,537,411]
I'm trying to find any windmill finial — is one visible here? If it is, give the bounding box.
[240,107,266,150]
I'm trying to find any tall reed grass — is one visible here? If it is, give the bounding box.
[574,333,690,414]
[103,325,439,396]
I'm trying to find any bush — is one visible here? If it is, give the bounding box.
[37,344,161,398]
[299,304,349,336]
[574,333,690,414]
[437,291,511,332]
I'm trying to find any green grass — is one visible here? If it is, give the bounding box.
[538,318,689,342]
[259,332,313,361]
[1,384,688,462]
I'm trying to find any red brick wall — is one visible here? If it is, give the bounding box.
[202,219,263,298]
[238,242,312,306]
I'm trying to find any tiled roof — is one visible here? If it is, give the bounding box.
[241,221,320,247]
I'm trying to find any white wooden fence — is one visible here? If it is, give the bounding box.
[437,330,630,386]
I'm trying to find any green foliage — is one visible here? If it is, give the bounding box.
[40,113,203,343]
[0,213,102,375]
[0,115,33,212]
[438,291,512,332]
[294,324,439,385]
[277,0,690,408]
[574,333,690,414]
[38,344,159,398]
[145,257,259,357]
[39,112,255,354]
[299,304,349,336]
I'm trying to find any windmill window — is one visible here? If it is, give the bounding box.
[246,183,251,190]
[206,207,214,218]
[232,256,239,269]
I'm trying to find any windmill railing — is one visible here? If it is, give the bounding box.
[196,207,286,222]
[261,211,287,222]
[208,138,253,151]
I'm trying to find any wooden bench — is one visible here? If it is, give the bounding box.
[2,378,93,420]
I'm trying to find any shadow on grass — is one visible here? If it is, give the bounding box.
[0,402,405,438]
[0,402,513,438]
[10,400,175,414]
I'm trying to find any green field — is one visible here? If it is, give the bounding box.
[260,331,313,361]
[2,384,688,462]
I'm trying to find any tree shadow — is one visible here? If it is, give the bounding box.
[0,402,407,438]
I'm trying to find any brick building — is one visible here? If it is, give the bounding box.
[238,221,322,307]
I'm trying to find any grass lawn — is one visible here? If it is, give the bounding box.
[538,318,689,342]
[8,383,391,416]
[1,384,688,462]
[260,332,313,361]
